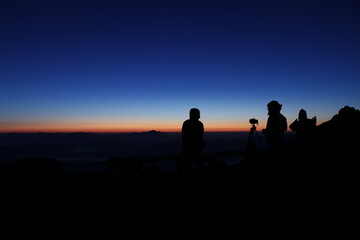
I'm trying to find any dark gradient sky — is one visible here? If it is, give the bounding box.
[1,0,359,132]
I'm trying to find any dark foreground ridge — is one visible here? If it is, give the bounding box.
[0,106,358,239]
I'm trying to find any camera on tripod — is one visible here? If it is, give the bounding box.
[246,118,260,155]
[248,118,259,139]
[249,118,258,125]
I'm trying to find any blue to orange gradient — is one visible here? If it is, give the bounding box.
[0,0,359,133]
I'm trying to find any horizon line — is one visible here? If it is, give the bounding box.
[0,130,258,134]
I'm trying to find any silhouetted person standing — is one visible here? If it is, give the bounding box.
[289,109,317,160]
[177,108,205,175]
[289,108,316,142]
[262,100,287,167]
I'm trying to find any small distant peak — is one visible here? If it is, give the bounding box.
[145,130,162,134]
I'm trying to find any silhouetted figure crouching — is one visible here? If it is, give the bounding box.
[177,108,205,175]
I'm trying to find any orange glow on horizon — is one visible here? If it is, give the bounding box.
[0,127,251,133]
[0,115,287,133]
[0,121,253,133]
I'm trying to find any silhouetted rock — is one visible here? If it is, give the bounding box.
[317,105,360,135]
[316,105,360,158]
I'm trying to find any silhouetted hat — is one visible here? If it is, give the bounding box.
[267,100,281,108]
[267,100,282,115]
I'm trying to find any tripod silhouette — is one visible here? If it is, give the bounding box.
[246,119,261,154]
[248,122,259,141]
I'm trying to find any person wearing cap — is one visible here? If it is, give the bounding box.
[262,100,288,162]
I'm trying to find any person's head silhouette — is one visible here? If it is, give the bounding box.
[298,109,307,121]
[267,100,282,115]
[189,108,200,120]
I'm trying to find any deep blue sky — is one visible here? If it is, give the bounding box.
[1,0,359,132]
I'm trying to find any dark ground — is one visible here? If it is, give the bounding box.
[0,148,356,240]
[0,106,358,239]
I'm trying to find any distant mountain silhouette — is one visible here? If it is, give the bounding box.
[143,130,162,134]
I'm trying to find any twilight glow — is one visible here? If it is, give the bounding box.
[1,0,359,133]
